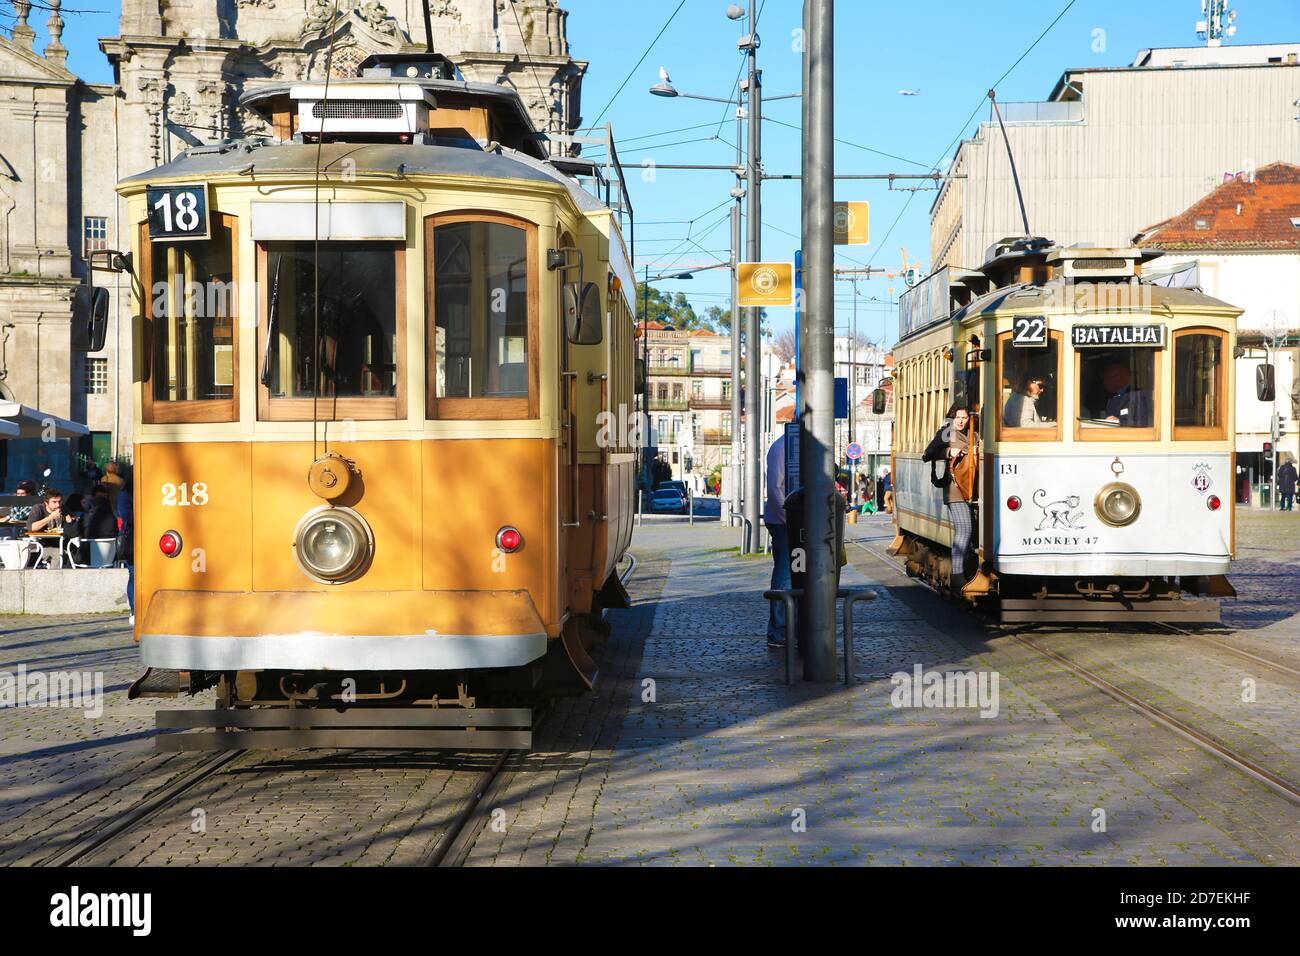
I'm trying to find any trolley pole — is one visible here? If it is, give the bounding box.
[801,0,838,682]
[742,11,764,553]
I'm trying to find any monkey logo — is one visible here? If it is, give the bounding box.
[1032,489,1086,530]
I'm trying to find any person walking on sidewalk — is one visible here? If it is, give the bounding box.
[764,432,791,648]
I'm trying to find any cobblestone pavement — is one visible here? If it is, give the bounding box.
[467,511,1298,866]
[1,508,1295,866]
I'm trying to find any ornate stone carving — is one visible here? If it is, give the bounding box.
[169,91,197,128]
[303,0,339,36]
[137,76,166,163]
[430,0,461,19]
[358,0,398,37]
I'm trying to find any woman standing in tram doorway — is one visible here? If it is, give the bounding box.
[923,402,977,593]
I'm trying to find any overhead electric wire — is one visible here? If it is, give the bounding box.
[866,0,1079,268]
[589,0,690,129]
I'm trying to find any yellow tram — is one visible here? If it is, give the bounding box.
[889,239,1245,623]
[80,54,639,745]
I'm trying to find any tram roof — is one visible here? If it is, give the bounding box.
[117,139,608,216]
[952,278,1242,323]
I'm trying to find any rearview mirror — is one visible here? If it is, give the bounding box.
[1258,363,1276,402]
[871,388,887,415]
[564,282,603,345]
[71,285,109,352]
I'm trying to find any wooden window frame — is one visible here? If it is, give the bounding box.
[1172,326,1229,442]
[1073,343,1161,443]
[140,214,240,424]
[995,328,1064,442]
[255,241,407,422]
[425,211,540,421]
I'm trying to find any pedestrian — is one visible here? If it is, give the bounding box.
[922,402,977,592]
[102,461,126,511]
[764,432,791,648]
[1279,457,1298,511]
[881,470,893,514]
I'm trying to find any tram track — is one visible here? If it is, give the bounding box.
[38,552,641,868]
[37,750,243,868]
[424,549,640,867]
[850,537,1300,808]
[1154,621,1300,683]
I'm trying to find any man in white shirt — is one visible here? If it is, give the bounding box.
[765,433,790,647]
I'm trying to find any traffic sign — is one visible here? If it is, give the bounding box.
[737,261,795,307]
[846,442,863,461]
[833,201,869,245]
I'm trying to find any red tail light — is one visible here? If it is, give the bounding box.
[1006,496,1022,511]
[1207,495,1222,511]
[159,530,182,557]
[496,526,523,553]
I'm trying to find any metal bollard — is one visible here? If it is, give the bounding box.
[763,589,800,684]
[837,589,877,686]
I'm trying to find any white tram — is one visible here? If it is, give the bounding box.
[889,239,1249,623]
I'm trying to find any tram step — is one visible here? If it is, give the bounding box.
[154,706,533,751]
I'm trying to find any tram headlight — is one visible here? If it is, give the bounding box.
[1094,482,1141,528]
[292,506,373,584]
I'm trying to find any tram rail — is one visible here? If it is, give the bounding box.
[852,537,1300,808]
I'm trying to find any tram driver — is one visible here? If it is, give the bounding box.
[1097,357,1153,427]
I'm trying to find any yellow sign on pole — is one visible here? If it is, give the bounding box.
[737,261,795,307]
[833,201,870,245]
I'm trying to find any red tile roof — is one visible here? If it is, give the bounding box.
[1135,162,1300,251]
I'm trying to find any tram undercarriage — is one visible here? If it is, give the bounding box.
[889,532,1230,624]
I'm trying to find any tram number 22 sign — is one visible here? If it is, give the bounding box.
[1011,315,1048,348]
[147,184,211,241]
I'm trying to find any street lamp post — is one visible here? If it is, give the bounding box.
[741,12,764,555]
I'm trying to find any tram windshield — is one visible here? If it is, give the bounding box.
[1000,336,1059,430]
[262,241,399,401]
[1078,349,1156,430]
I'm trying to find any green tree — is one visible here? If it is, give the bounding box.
[636,282,703,330]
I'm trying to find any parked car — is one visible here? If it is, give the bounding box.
[651,488,688,514]
[658,479,690,498]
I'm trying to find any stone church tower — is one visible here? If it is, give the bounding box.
[0,0,586,485]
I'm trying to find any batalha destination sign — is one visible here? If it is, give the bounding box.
[1071,324,1166,347]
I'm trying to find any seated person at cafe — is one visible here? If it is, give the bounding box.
[1002,372,1048,428]
[1,479,38,540]
[26,488,73,534]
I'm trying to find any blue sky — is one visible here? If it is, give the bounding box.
[34,0,1300,345]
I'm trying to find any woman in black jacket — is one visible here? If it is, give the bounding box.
[922,402,975,592]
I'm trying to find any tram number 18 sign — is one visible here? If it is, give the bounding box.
[1011,315,1048,347]
[147,183,211,241]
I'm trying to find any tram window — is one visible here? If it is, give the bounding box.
[1174,330,1226,437]
[1077,349,1157,433]
[997,332,1060,438]
[431,219,531,404]
[143,215,238,423]
[261,242,400,413]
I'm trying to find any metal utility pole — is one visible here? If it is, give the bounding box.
[801,0,837,682]
[850,276,857,492]
[742,8,763,553]
[730,98,745,523]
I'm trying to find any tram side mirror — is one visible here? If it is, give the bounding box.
[564,282,603,345]
[71,285,109,352]
[871,388,887,415]
[1258,363,1276,402]
[634,357,647,395]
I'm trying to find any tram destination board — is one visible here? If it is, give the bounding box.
[1072,323,1166,347]
[147,183,211,241]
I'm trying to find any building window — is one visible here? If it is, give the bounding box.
[84,357,108,394]
[722,380,731,399]
[83,216,108,256]
[691,379,703,399]
[672,383,683,401]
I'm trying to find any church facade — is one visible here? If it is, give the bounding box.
[0,0,585,485]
